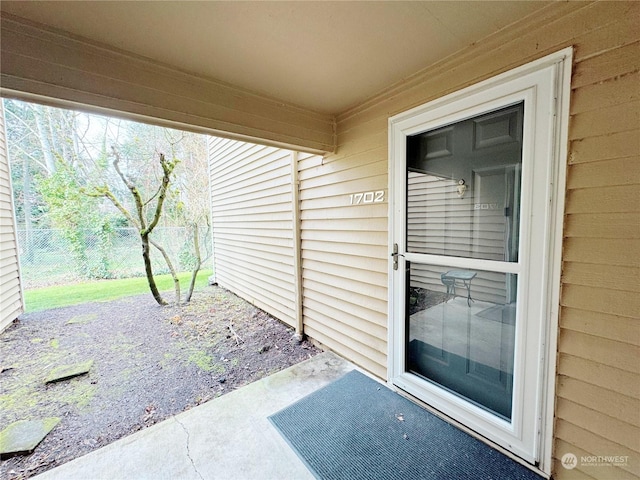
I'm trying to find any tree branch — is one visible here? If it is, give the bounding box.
[143,153,178,235]
[111,146,146,230]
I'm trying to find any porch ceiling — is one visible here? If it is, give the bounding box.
[0,1,551,116]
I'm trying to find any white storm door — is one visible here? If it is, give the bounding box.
[388,51,570,466]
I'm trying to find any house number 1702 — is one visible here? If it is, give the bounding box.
[349,190,385,205]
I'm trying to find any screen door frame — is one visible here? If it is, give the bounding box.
[387,48,572,473]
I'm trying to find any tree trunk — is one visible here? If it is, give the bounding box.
[149,237,180,304]
[141,233,166,305]
[184,224,202,304]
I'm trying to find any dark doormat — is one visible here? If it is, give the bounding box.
[269,370,543,480]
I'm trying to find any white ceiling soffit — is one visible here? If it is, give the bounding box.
[0,1,551,115]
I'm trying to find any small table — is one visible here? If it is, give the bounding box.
[441,270,477,307]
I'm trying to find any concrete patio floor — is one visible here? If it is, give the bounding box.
[34,351,356,480]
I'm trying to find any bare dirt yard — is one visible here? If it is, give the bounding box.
[0,285,320,479]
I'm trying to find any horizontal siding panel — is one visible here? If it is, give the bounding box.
[305,326,387,378]
[298,147,386,183]
[571,41,640,89]
[0,280,20,301]
[562,263,640,292]
[299,158,387,190]
[211,197,292,215]
[571,100,638,141]
[557,353,640,400]
[212,171,290,200]
[570,71,640,115]
[0,103,22,331]
[302,258,387,290]
[299,174,388,202]
[213,247,294,277]
[301,204,387,221]
[301,216,387,233]
[303,275,387,316]
[212,157,290,195]
[210,138,296,329]
[303,297,387,342]
[0,242,18,255]
[215,221,292,233]
[215,268,294,309]
[0,255,19,270]
[210,184,291,208]
[214,263,295,302]
[572,2,640,62]
[333,129,387,161]
[564,213,639,239]
[0,306,20,331]
[213,227,292,240]
[565,185,639,214]
[215,275,295,327]
[212,236,293,256]
[211,147,289,180]
[558,329,639,374]
[302,249,386,276]
[302,286,387,323]
[303,324,386,379]
[563,238,640,267]
[304,305,386,350]
[210,211,292,224]
[335,121,387,151]
[557,376,640,427]
[0,265,19,283]
[561,308,639,346]
[567,157,640,189]
[299,192,388,211]
[301,239,387,260]
[301,228,387,246]
[570,130,640,164]
[561,284,640,319]
[556,397,640,454]
[554,430,638,480]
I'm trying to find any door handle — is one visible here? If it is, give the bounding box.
[391,243,404,270]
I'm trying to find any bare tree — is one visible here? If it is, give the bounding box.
[87,147,179,305]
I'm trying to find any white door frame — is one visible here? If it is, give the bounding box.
[387,48,572,475]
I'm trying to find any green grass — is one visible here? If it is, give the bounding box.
[24,270,213,312]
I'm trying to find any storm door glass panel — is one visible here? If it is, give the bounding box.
[406,103,523,262]
[405,102,524,420]
[406,263,517,419]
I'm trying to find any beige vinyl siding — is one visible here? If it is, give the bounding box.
[298,143,389,378]
[0,102,23,331]
[0,15,334,154]
[319,2,638,477]
[209,137,297,327]
[556,6,640,477]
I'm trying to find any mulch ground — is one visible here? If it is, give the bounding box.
[0,285,320,479]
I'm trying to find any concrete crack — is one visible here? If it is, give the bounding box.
[174,416,205,480]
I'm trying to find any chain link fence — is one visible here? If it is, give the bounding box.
[16,227,212,289]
